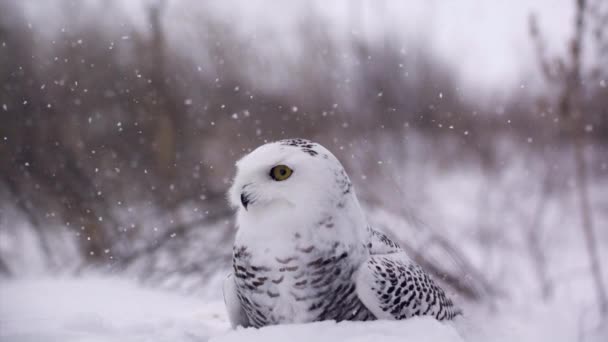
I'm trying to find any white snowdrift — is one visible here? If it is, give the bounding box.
[212,318,463,342]
[2,276,606,342]
[0,276,465,342]
[0,276,227,342]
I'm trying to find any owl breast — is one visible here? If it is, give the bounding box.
[232,241,375,327]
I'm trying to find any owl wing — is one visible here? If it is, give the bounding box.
[223,273,251,328]
[355,229,461,321]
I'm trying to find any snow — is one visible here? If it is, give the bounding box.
[0,276,464,342]
[213,318,463,342]
[0,276,463,342]
[1,276,607,342]
[0,276,227,342]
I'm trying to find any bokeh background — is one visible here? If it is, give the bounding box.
[1,0,607,337]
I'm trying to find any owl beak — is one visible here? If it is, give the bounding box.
[240,192,250,210]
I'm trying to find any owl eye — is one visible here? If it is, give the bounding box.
[270,165,293,181]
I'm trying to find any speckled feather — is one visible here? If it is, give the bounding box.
[231,242,374,327]
[357,229,461,321]
[223,139,460,328]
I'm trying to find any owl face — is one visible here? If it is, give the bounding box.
[228,139,351,214]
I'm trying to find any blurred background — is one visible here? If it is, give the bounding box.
[0,0,607,333]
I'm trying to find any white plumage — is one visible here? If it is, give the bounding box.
[223,139,460,328]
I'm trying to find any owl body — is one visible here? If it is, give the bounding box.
[224,139,461,328]
[231,236,373,326]
[230,162,373,326]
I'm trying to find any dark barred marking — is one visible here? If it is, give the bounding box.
[275,256,298,264]
[252,279,265,287]
[234,245,251,258]
[318,216,335,229]
[279,138,313,146]
[279,139,316,149]
[251,265,271,272]
[279,265,299,272]
[279,138,320,157]
[307,257,324,268]
[334,169,352,195]
[297,245,315,253]
[368,227,401,251]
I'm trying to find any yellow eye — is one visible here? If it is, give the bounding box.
[270,165,293,181]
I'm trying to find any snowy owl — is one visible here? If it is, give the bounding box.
[223,139,461,328]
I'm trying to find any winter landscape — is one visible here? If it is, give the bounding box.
[1,1,607,341]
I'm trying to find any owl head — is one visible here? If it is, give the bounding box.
[228,139,355,215]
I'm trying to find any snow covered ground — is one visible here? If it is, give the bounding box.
[0,276,226,342]
[0,276,463,342]
[2,276,606,342]
[213,318,463,342]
